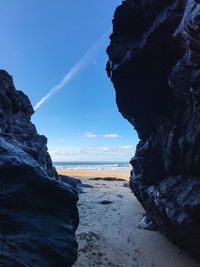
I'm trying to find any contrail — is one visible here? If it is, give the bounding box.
[34,30,110,111]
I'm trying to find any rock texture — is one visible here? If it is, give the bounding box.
[107,0,200,258]
[0,70,79,266]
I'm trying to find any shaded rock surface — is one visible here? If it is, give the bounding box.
[107,0,200,259]
[0,70,79,266]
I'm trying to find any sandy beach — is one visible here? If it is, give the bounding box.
[58,169,131,180]
[57,170,200,267]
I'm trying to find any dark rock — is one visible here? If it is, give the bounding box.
[59,174,86,194]
[99,200,113,205]
[59,175,94,194]
[89,177,126,181]
[79,183,94,188]
[76,184,94,194]
[107,0,200,259]
[0,70,79,266]
[59,174,82,186]
[123,183,129,188]
[138,214,158,231]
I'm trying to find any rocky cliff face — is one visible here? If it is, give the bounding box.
[107,0,200,258]
[0,70,79,266]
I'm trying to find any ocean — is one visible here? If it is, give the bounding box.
[53,161,131,171]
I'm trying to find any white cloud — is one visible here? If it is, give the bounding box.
[83,132,97,138]
[103,134,119,138]
[83,132,120,139]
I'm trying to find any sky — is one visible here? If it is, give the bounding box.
[0,0,138,162]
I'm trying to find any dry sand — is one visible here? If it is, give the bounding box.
[58,169,131,180]
[57,170,199,267]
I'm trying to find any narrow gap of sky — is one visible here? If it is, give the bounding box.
[0,0,139,162]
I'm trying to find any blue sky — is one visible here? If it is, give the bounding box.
[0,0,138,162]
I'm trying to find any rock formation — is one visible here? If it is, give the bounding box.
[107,0,200,258]
[0,70,79,266]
